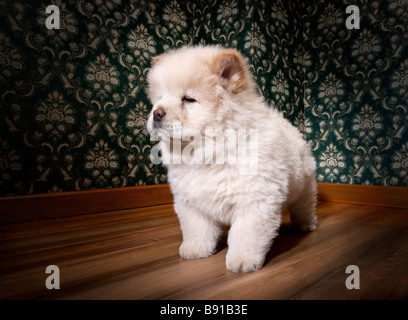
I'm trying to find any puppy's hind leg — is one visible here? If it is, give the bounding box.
[175,200,221,260]
[289,178,318,232]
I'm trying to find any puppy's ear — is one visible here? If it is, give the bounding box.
[151,53,166,65]
[211,49,251,93]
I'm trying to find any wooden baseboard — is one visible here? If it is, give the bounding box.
[0,184,173,224]
[318,183,408,209]
[0,183,407,224]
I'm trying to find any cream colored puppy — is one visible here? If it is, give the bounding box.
[146,46,317,273]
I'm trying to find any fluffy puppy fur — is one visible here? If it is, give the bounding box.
[146,46,317,273]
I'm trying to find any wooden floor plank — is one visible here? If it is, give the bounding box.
[166,206,408,300]
[290,224,408,300]
[1,202,407,300]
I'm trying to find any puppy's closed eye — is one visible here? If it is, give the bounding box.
[182,96,196,104]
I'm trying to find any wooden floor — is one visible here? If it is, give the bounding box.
[1,201,408,300]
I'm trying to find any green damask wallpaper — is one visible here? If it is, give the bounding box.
[0,0,407,196]
[304,1,408,185]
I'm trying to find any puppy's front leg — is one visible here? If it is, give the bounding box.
[175,201,221,260]
[226,207,281,273]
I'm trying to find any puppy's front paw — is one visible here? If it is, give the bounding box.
[179,242,214,260]
[226,251,265,273]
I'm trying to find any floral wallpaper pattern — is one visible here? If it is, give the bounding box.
[0,0,407,196]
[303,0,408,185]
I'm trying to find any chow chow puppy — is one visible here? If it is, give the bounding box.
[146,46,317,273]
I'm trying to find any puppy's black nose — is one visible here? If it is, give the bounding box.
[153,108,166,122]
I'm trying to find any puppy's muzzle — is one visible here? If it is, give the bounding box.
[153,108,166,123]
